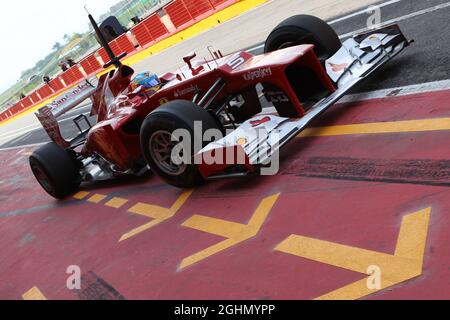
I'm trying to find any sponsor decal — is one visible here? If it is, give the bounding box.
[227,54,246,70]
[159,98,169,105]
[250,116,271,128]
[236,137,248,146]
[50,82,91,108]
[174,85,198,98]
[329,63,348,73]
[243,68,273,81]
[265,91,289,103]
[36,106,69,147]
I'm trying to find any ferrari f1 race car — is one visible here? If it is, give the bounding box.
[29,14,411,199]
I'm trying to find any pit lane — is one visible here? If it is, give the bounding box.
[1,0,450,300]
[2,0,450,149]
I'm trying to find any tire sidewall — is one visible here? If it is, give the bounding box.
[141,111,206,188]
[265,15,341,60]
[29,143,80,199]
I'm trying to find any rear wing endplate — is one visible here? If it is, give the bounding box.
[35,77,98,148]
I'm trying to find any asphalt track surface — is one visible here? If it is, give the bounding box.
[1,0,449,149]
[2,0,450,301]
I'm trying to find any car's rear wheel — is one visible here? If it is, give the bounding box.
[29,143,81,199]
[264,15,341,61]
[140,100,223,188]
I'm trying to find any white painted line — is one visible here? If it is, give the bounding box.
[328,0,402,24]
[340,79,450,103]
[0,112,92,141]
[0,142,46,152]
[261,79,450,114]
[0,108,91,138]
[250,43,265,51]
[340,1,450,39]
[0,123,41,138]
[247,0,404,53]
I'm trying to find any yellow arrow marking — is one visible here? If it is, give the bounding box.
[119,190,194,242]
[22,287,47,300]
[275,208,431,300]
[105,197,129,209]
[179,193,280,271]
[73,191,90,200]
[87,194,107,204]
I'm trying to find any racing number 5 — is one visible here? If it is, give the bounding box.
[227,54,246,70]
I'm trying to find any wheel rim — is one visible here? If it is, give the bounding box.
[149,130,187,176]
[278,41,296,49]
[276,35,327,60]
[31,162,55,195]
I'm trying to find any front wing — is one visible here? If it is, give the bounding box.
[196,25,411,179]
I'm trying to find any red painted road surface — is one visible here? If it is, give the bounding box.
[0,89,449,300]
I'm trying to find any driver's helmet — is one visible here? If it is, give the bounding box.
[131,72,161,92]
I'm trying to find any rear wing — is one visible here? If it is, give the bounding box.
[35,77,98,148]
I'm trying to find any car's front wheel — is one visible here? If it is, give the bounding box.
[265,14,342,61]
[140,100,223,188]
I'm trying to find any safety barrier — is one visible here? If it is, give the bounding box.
[165,1,194,29]
[1,0,242,123]
[22,97,33,109]
[115,34,136,55]
[184,0,215,19]
[80,53,103,76]
[97,47,109,67]
[131,22,154,48]
[61,66,85,87]
[37,84,53,100]
[30,92,40,104]
[211,0,233,6]
[7,104,17,116]
[131,13,170,48]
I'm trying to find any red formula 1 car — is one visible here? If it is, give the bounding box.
[30,14,411,199]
